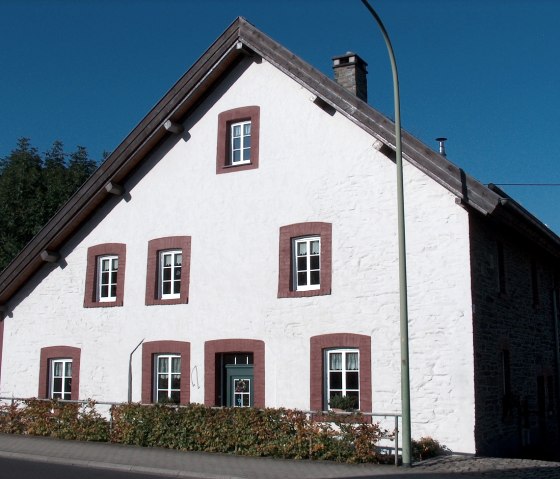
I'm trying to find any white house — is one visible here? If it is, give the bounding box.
[0,18,558,457]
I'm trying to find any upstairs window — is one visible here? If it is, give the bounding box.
[98,255,118,302]
[278,222,332,298]
[294,237,321,291]
[230,121,251,165]
[145,236,191,305]
[160,250,182,300]
[216,106,260,174]
[50,359,72,400]
[84,243,126,308]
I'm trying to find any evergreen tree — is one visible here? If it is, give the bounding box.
[0,138,100,272]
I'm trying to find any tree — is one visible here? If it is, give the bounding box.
[0,138,100,272]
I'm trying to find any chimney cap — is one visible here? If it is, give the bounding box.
[332,52,368,69]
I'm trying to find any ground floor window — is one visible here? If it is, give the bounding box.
[326,349,359,409]
[50,358,72,400]
[215,352,254,407]
[155,354,181,403]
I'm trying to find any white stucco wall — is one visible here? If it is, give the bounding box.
[1,57,475,452]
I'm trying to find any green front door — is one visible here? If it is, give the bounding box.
[226,364,254,407]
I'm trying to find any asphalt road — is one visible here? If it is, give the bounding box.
[0,457,183,479]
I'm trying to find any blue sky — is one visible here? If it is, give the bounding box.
[1,0,559,233]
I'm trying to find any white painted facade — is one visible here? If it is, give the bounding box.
[1,57,475,452]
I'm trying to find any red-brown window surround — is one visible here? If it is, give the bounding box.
[145,236,191,305]
[38,346,81,400]
[278,222,332,298]
[84,243,126,308]
[141,340,190,404]
[204,339,265,408]
[216,106,260,174]
[310,333,371,413]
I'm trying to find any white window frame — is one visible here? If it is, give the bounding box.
[50,358,72,400]
[160,250,182,300]
[230,120,251,165]
[325,349,360,409]
[293,236,321,291]
[154,354,181,403]
[98,255,118,302]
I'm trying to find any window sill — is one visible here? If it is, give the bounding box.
[278,288,330,298]
[84,300,123,308]
[146,297,188,306]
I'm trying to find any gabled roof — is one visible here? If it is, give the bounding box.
[0,17,558,310]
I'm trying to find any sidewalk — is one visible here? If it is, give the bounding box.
[0,433,559,478]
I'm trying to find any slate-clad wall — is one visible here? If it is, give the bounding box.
[469,212,559,457]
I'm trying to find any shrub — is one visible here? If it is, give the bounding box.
[411,436,448,461]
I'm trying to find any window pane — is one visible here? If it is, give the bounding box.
[171,374,181,389]
[297,242,307,256]
[297,272,307,286]
[157,391,167,403]
[110,285,117,298]
[173,280,181,294]
[53,392,62,400]
[347,391,359,405]
[64,378,72,394]
[53,362,62,377]
[158,375,169,389]
[171,357,181,373]
[233,137,241,149]
[310,256,320,270]
[163,254,171,267]
[65,362,72,377]
[346,352,359,370]
[63,392,71,401]
[311,240,320,255]
[297,257,307,271]
[175,254,182,266]
[111,271,117,284]
[174,266,181,279]
[329,353,342,370]
[243,148,250,162]
[53,378,62,391]
[158,357,168,373]
[329,371,342,389]
[232,150,240,162]
[112,258,118,271]
[245,135,251,148]
[310,271,320,285]
[346,371,359,390]
[162,282,171,295]
[101,259,109,272]
[101,285,108,297]
[170,391,180,403]
[163,268,171,281]
[243,123,251,135]
[101,272,109,284]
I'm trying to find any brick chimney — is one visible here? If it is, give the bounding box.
[332,52,368,102]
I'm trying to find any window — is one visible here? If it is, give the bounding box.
[50,359,72,400]
[216,106,260,174]
[155,354,181,403]
[160,250,182,299]
[84,243,126,308]
[38,346,81,400]
[278,222,332,298]
[326,349,359,409]
[145,237,191,305]
[294,237,321,291]
[310,334,371,412]
[141,341,190,404]
[98,255,118,302]
[230,121,251,165]
[204,339,265,408]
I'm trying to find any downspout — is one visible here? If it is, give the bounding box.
[128,338,145,403]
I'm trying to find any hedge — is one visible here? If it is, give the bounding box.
[0,400,392,463]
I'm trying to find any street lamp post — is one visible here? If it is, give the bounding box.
[360,0,412,466]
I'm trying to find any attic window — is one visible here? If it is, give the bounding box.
[216,106,260,174]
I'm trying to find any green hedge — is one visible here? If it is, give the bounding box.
[0,400,391,463]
